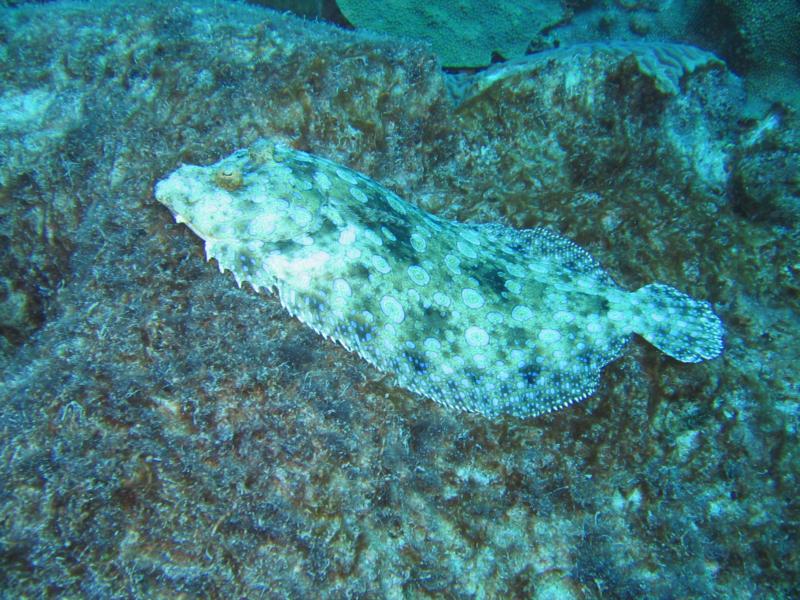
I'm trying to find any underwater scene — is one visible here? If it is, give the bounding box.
[0,0,798,597]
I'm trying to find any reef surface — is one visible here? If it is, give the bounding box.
[0,1,797,597]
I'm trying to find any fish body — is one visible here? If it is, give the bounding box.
[155,139,723,418]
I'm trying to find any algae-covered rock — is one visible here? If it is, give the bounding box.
[732,110,800,221]
[446,40,742,217]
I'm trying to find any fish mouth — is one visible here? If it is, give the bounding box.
[180,218,218,244]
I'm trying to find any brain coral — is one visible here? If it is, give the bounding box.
[705,0,800,107]
[451,41,725,105]
[335,0,566,67]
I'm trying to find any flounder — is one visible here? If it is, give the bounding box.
[155,138,723,418]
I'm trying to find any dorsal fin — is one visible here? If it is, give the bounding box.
[471,222,617,286]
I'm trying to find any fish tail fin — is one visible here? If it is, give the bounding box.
[630,283,724,363]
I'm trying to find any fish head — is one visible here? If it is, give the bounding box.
[154,147,318,247]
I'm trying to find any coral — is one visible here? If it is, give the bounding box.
[335,0,566,67]
[452,41,725,103]
[536,0,708,55]
[698,0,800,109]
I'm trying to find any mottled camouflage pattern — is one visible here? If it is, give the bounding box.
[155,139,724,418]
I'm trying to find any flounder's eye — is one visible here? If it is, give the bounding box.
[214,166,243,191]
